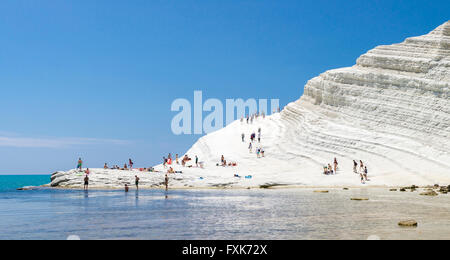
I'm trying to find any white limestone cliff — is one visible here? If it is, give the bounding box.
[50,21,450,189]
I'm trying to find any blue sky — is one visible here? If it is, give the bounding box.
[0,0,448,174]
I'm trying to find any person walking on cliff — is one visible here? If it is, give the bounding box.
[334,158,338,173]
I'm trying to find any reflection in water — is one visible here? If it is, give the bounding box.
[0,188,449,240]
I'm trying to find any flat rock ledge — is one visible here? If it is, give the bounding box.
[351,198,369,201]
[420,190,439,196]
[398,220,418,227]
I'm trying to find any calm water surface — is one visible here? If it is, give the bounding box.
[0,176,449,240]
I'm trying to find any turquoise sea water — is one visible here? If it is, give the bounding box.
[0,175,50,192]
[0,175,449,240]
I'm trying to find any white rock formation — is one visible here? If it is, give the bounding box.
[50,21,450,189]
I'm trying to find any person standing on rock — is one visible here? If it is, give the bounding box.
[77,158,83,172]
[84,175,89,190]
[135,175,140,190]
[195,156,199,167]
[129,159,134,170]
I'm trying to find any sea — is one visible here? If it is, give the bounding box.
[0,175,449,240]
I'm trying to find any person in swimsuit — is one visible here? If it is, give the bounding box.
[165,174,169,191]
[77,158,83,171]
[334,158,338,173]
[125,184,129,192]
[129,159,134,169]
[135,175,140,190]
[84,175,89,190]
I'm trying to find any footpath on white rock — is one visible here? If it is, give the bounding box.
[49,21,450,189]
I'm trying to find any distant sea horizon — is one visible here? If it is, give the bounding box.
[0,175,50,192]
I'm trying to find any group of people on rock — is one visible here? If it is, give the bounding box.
[321,158,370,184]
[353,160,369,184]
[78,156,170,191]
[102,158,135,171]
[245,128,265,159]
[240,108,281,125]
[218,155,238,167]
[241,112,266,124]
[162,153,202,168]
[323,158,339,175]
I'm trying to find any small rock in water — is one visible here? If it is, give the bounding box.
[420,190,438,196]
[351,198,369,201]
[389,189,397,191]
[16,186,34,191]
[398,220,418,227]
[400,188,406,192]
[343,188,349,190]
[314,190,329,193]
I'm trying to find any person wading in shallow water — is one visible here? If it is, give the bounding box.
[84,175,89,190]
[165,174,169,191]
[125,184,129,192]
[135,175,140,190]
